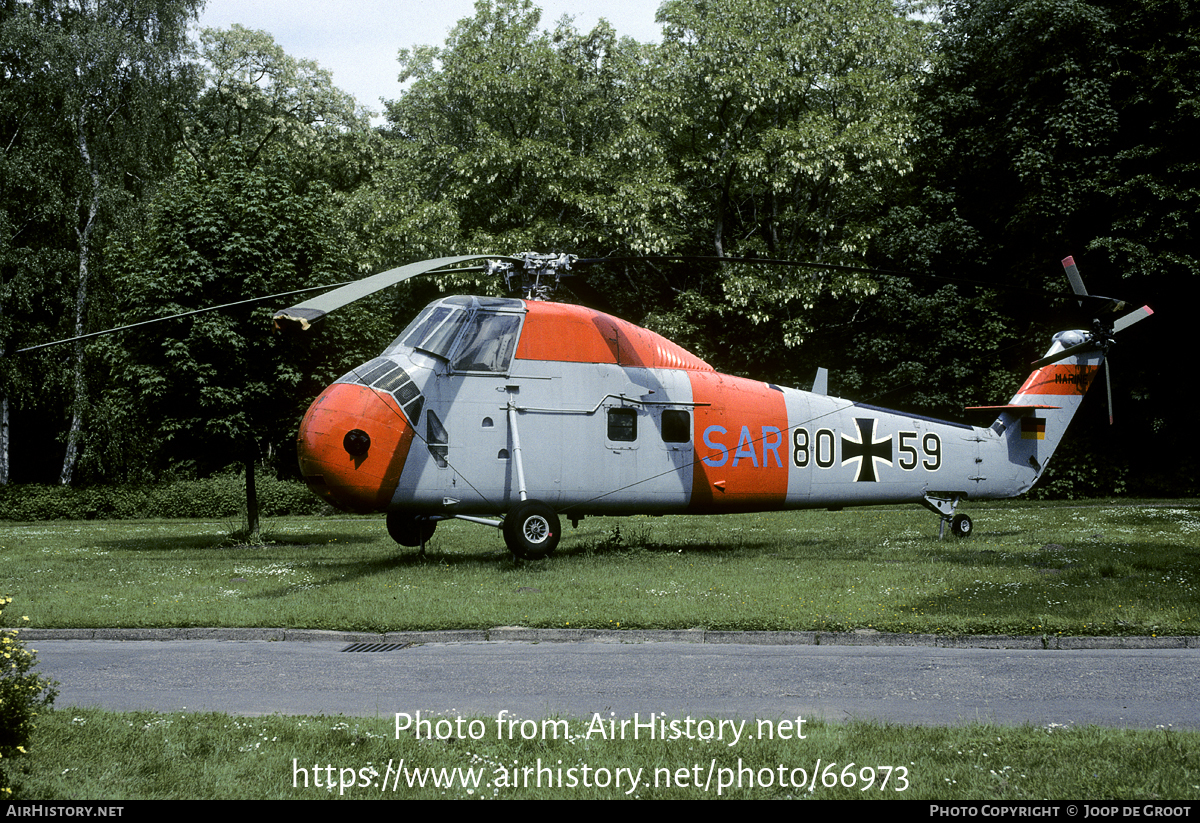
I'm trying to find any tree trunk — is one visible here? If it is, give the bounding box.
[244,453,260,537]
[59,114,101,486]
[0,390,9,485]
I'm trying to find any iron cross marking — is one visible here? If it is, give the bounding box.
[841,418,893,482]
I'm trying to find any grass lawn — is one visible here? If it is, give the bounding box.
[7,708,1200,799]
[2,499,1198,636]
[5,500,1200,800]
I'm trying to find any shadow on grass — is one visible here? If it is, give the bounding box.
[93,529,383,553]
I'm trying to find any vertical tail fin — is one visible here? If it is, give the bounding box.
[965,332,1103,496]
[996,330,1104,481]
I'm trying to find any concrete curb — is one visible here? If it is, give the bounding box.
[13,626,1200,649]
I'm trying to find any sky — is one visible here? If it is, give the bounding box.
[196,1,665,122]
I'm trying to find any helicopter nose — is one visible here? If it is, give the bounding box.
[297,383,416,512]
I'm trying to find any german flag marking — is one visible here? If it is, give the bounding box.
[1021,417,1046,440]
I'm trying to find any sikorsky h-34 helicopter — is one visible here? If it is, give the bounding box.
[272,252,1152,559]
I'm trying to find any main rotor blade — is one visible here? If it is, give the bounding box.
[17,281,355,353]
[272,255,519,331]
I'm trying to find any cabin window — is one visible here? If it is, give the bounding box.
[661,409,690,443]
[426,411,449,468]
[607,408,637,442]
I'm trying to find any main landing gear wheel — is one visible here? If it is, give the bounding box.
[387,511,437,547]
[950,513,973,539]
[503,500,561,559]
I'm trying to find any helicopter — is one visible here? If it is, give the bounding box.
[271,252,1152,559]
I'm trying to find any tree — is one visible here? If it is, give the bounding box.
[370,0,682,270]
[183,24,370,187]
[0,2,75,483]
[628,0,933,378]
[0,0,202,484]
[649,0,929,260]
[104,27,376,532]
[882,0,1199,494]
[369,0,934,384]
[107,152,350,477]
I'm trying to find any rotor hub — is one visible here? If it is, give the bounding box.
[487,252,577,301]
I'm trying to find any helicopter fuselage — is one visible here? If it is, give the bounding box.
[296,294,1098,550]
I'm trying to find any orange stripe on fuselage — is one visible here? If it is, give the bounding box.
[1017,363,1099,396]
[515,302,712,371]
[687,371,788,512]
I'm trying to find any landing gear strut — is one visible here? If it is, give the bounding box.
[921,493,972,540]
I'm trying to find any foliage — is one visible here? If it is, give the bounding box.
[649,0,929,260]
[98,26,384,488]
[184,24,374,188]
[1027,439,1130,500]
[102,151,349,477]
[792,278,1019,418]
[634,0,934,360]
[885,0,1198,498]
[0,0,204,484]
[0,474,329,521]
[368,0,681,278]
[0,596,58,799]
[1087,0,1199,283]
[371,0,936,378]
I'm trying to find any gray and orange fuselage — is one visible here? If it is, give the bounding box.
[297,296,1100,520]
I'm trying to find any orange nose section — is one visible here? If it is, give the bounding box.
[297,383,416,513]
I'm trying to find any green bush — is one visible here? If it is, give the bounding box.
[1029,441,1130,500]
[0,475,332,521]
[0,596,58,799]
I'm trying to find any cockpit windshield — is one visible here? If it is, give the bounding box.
[393,305,467,359]
[386,297,524,373]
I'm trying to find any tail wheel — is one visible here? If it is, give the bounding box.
[387,511,436,547]
[950,513,973,539]
[503,500,560,559]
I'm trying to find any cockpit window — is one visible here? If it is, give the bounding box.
[393,305,468,358]
[452,313,522,372]
[385,299,523,373]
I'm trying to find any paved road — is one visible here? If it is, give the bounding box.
[32,636,1200,729]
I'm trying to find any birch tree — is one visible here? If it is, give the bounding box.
[0,0,201,484]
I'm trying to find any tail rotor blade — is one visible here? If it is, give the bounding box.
[1105,360,1114,426]
[1113,305,1154,333]
[1062,256,1088,298]
[1031,338,1098,368]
